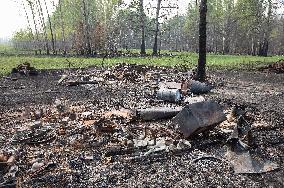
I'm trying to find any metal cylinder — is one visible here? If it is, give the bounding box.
[137,107,182,121]
[157,88,181,102]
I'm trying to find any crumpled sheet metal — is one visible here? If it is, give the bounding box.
[225,114,279,174]
[173,101,227,137]
[225,148,279,174]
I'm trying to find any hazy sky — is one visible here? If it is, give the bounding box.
[0,0,188,39]
[0,0,26,38]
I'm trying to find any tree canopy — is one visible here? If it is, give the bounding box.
[12,0,284,56]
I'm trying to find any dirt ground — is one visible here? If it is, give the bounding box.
[0,65,283,187]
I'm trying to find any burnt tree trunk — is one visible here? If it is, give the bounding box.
[196,0,207,82]
[139,0,146,55]
[152,0,162,56]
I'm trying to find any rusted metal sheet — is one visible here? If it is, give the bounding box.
[173,101,226,137]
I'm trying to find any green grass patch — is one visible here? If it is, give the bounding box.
[178,52,283,68]
[0,51,283,76]
[0,44,17,54]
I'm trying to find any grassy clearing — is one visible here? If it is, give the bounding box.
[0,44,18,54]
[0,48,283,75]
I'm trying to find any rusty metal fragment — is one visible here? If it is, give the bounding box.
[225,112,279,174]
[225,148,279,174]
[173,101,226,137]
[137,107,182,121]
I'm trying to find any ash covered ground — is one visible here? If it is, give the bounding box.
[0,64,283,187]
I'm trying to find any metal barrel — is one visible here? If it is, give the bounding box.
[157,88,181,102]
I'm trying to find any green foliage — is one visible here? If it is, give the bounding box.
[183,2,199,51]
[0,52,282,75]
[235,0,263,33]
[0,44,16,54]
[182,0,279,55]
[12,29,33,41]
[11,0,284,55]
[50,0,122,39]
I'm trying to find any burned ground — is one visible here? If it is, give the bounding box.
[0,65,283,187]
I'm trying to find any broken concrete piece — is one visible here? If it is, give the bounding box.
[173,101,226,137]
[31,162,45,172]
[137,107,182,121]
[177,139,192,150]
[133,139,150,148]
[144,137,174,156]
[157,88,181,102]
[81,111,93,118]
[184,96,205,104]
[159,82,182,89]
[190,80,212,94]
[58,74,68,84]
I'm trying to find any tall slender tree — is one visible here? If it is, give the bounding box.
[139,0,146,55]
[82,0,92,55]
[27,0,41,54]
[258,0,273,56]
[37,0,50,55]
[152,0,162,56]
[222,0,234,54]
[196,0,207,82]
[58,0,67,55]
[43,0,56,54]
[22,1,36,53]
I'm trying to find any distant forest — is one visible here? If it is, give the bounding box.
[12,0,284,56]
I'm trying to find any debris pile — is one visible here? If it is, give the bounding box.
[0,64,281,187]
[11,62,38,76]
[259,60,284,74]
